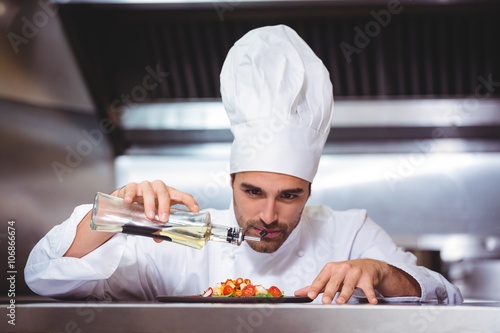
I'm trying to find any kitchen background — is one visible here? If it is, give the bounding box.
[1,0,499,300]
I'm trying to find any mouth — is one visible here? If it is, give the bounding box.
[253,227,282,239]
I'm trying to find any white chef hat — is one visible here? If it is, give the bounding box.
[220,25,334,183]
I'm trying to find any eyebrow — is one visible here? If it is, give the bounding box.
[239,182,305,195]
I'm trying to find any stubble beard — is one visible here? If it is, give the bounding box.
[237,217,300,253]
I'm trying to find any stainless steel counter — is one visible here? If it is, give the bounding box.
[2,300,499,333]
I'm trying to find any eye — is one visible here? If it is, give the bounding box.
[281,193,297,200]
[246,189,261,196]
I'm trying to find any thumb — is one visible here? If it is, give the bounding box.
[294,285,312,297]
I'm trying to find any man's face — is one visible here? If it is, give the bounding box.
[231,171,310,253]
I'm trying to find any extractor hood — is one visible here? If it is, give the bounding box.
[56,0,500,154]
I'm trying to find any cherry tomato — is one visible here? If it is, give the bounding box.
[268,286,282,298]
[223,285,235,296]
[241,284,256,297]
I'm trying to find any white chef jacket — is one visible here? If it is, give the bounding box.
[25,204,463,304]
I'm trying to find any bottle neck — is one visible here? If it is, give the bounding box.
[209,224,244,245]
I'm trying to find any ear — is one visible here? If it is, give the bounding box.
[230,173,236,188]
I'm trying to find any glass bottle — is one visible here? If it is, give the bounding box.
[90,192,260,250]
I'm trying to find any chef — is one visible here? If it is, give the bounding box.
[25,25,463,304]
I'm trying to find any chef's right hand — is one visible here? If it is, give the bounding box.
[111,180,200,223]
[65,180,198,257]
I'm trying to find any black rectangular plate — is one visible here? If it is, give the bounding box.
[156,296,313,303]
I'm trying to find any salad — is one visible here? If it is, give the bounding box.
[201,278,283,298]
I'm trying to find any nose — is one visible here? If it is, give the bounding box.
[259,198,278,225]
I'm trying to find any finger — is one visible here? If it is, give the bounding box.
[306,264,336,300]
[316,263,346,304]
[110,188,120,197]
[114,183,139,203]
[138,181,157,220]
[335,268,362,304]
[335,283,355,304]
[358,277,379,305]
[361,286,378,305]
[151,180,172,222]
[294,286,311,297]
[167,187,199,212]
[322,281,342,304]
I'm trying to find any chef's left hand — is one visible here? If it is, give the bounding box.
[294,258,419,304]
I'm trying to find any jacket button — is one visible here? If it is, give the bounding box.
[297,250,305,257]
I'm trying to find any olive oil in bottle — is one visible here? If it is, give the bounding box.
[90,192,260,250]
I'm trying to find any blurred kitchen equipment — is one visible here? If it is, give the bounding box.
[441,235,500,300]
[56,0,500,300]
